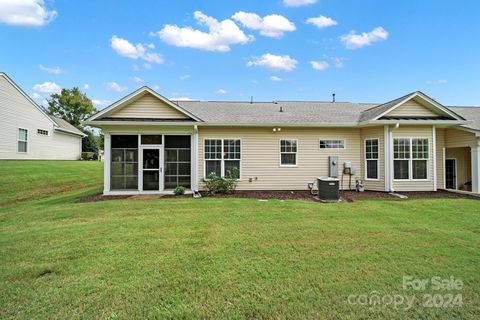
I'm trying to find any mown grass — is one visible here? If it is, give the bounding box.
[0,161,479,319]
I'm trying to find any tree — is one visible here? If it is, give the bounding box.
[82,129,99,154]
[47,87,96,128]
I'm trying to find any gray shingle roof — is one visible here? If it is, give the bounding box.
[176,101,377,125]
[448,106,480,131]
[49,115,85,136]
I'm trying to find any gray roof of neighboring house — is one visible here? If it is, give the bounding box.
[176,101,378,125]
[448,106,480,131]
[48,115,85,136]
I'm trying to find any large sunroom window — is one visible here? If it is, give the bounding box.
[111,135,138,190]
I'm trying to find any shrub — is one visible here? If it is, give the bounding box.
[174,186,186,195]
[81,152,97,160]
[202,168,239,195]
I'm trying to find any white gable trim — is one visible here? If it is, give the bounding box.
[373,92,464,121]
[86,86,202,122]
[0,72,57,127]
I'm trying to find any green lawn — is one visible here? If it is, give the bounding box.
[1,161,479,319]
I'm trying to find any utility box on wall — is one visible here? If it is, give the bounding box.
[328,156,339,178]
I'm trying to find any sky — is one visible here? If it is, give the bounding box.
[0,0,479,110]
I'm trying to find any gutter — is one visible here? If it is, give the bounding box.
[54,127,87,137]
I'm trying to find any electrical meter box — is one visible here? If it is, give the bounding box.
[328,156,338,177]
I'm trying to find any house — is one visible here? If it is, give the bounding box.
[0,73,85,160]
[84,86,480,195]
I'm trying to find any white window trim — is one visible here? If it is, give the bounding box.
[203,138,242,179]
[17,127,28,153]
[279,139,298,167]
[393,137,430,181]
[319,139,346,150]
[365,138,380,181]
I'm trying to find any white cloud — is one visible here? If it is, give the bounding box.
[170,97,194,101]
[232,12,295,38]
[340,27,388,49]
[247,53,298,72]
[310,60,329,71]
[131,76,144,83]
[92,99,111,107]
[33,82,61,94]
[0,0,57,27]
[180,74,191,80]
[283,0,317,7]
[31,92,41,99]
[269,76,283,82]
[306,15,337,29]
[215,89,227,95]
[151,11,253,52]
[110,35,163,64]
[332,57,345,68]
[104,82,127,93]
[426,79,448,85]
[152,84,160,90]
[39,64,63,74]
[83,84,90,90]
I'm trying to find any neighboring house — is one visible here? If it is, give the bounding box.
[0,73,85,160]
[84,86,480,195]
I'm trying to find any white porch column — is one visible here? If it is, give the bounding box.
[384,125,390,192]
[103,133,111,194]
[384,124,398,192]
[192,125,199,191]
[432,126,437,191]
[471,138,480,193]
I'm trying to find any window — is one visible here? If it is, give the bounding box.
[18,128,27,153]
[37,129,49,136]
[111,135,138,190]
[412,138,429,179]
[394,138,429,180]
[320,140,345,149]
[365,139,379,180]
[204,139,240,179]
[280,139,297,166]
[141,135,162,145]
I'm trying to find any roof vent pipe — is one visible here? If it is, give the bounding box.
[250,96,253,104]
[279,106,284,112]
[332,93,336,103]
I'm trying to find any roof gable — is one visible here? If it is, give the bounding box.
[0,72,57,126]
[88,87,201,122]
[359,91,465,122]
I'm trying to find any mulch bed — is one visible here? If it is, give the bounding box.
[78,189,479,203]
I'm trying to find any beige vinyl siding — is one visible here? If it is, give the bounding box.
[445,128,476,148]
[445,147,471,189]
[386,99,439,117]
[360,126,385,191]
[436,128,445,189]
[0,75,82,160]
[198,127,361,190]
[108,93,190,119]
[392,126,435,191]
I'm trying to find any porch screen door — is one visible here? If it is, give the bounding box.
[143,148,162,190]
[445,159,456,189]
